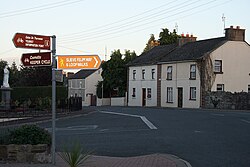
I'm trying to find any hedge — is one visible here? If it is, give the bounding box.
[10,86,67,101]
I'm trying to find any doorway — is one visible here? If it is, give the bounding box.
[142,88,146,106]
[177,87,183,108]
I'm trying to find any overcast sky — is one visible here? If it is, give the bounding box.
[1,0,250,66]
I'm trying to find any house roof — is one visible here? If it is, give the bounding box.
[159,37,227,63]
[68,69,98,79]
[128,37,227,66]
[127,44,177,66]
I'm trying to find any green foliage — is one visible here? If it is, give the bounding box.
[11,86,67,100]
[58,142,91,167]
[159,28,180,45]
[143,34,157,53]
[6,125,51,145]
[97,50,137,97]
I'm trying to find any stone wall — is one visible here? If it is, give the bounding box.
[0,144,51,164]
[203,91,250,110]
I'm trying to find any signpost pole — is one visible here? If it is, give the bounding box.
[51,35,56,165]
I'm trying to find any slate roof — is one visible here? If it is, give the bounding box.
[127,44,177,66]
[159,37,227,63]
[68,69,98,79]
[128,37,227,66]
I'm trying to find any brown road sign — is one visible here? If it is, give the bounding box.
[21,52,51,67]
[57,55,101,69]
[13,33,51,50]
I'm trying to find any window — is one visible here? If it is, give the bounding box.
[190,87,196,100]
[167,87,173,103]
[248,85,250,93]
[151,69,155,79]
[217,84,224,91]
[142,69,145,79]
[68,80,72,88]
[132,88,136,97]
[190,64,196,79]
[167,66,172,80]
[214,60,222,73]
[133,70,136,80]
[147,88,151,98]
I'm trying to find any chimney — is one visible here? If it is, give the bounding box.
[178,33,197,46]
[225,25,245,41]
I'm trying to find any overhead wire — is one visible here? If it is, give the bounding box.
[59,0,232,47]
[58,0,219,44]
[0,0,86,19]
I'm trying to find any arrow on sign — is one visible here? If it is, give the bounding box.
[57,55,101,69]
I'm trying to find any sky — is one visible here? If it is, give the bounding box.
[0,0,250,67]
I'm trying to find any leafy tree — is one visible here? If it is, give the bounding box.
[159,28,180,45]
[9,61,20,87]
[97,50,137,97]
[143,34,159,53]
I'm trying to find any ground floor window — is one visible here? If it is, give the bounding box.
[167,87,173,103]
[190,87,196,100]
[217,84,224,91]
[147,88,151,99]
[132,88,136,97]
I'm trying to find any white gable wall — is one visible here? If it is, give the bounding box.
[161,62,201,108]
[83,69,102,106]
[210,41,250,92]
[128,65,157,106]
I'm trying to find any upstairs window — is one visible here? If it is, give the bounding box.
[167,66,172,80]
[151,69,155,79]
[214,60,222,73]
[133,70,136,80]
[142,69,145,79]
[217,84,224,91]
[190,64,196,79]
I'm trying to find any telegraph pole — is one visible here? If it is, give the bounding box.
[51,35,56,165]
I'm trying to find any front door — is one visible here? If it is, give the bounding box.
[142,88,146,106]
[178,87,183,108]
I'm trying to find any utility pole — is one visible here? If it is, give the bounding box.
[51,35,56,165]
[222,13,226,34]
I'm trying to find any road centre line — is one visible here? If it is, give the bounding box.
[99,111,157,130]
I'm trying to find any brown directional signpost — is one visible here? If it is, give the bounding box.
[21,52,51,67]
[13,33,51,50]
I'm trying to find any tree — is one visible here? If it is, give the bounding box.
[97,50,137,98]
[159,28,180,45]
[9,61,20,87]
[143,34,159,53]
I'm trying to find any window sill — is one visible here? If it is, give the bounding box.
[189,78,196,80]
[166,79,172,81]
[189,99,196,101]
[214,72,223,74]
[166,101,173,103]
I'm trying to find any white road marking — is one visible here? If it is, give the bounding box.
[99,111,157,130]
[241,119,250,124]
[0,117,31,122]
[211,113,225,117]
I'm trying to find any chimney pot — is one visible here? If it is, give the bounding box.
[230,25,234,29]
[186,34,189,37]
[236,26,240,29]
[181,33,184,37]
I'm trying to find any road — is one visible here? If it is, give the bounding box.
[39,106,250,167]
